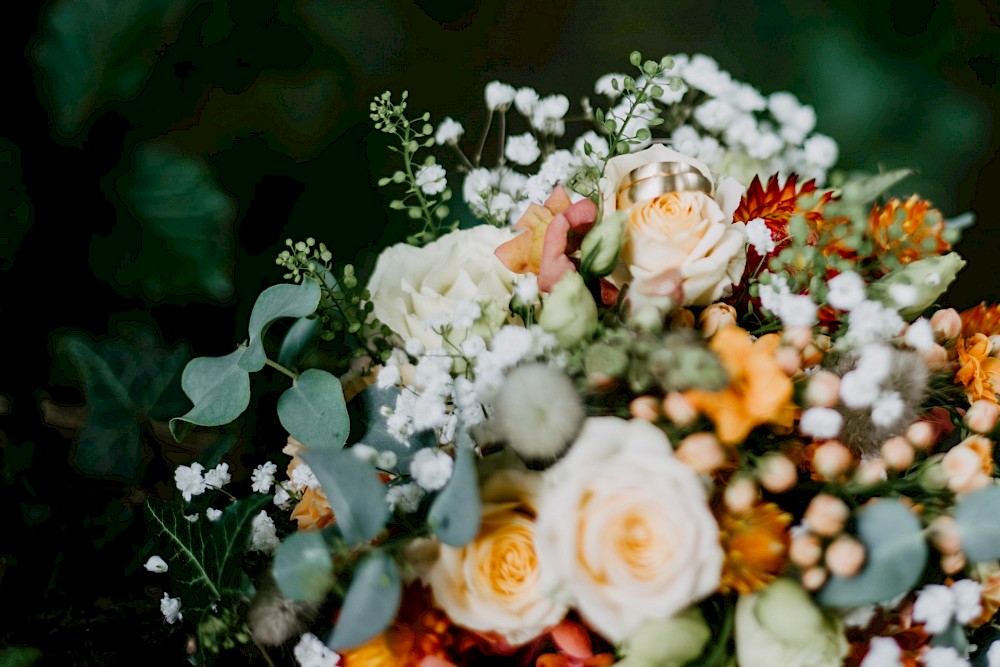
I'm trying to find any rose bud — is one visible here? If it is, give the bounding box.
[698,303,738,337]
[920,343,949,370]
[801,566,828,591]
[757,453,798,493]
[930,308,962,342]
[801,335,830,368]
[724,475,759,514]
[629,395,661,422]
[942,443,992,494]
[782,326,813,352]
[805,371,841,408]
[928,515,962,556]
[789,533,823,568]
[906,421,937,450]
[853,458,888,486]
[812,440,853,480]
[775,346,802,376]
[965,400,1000,434]
[676,432,726,474]
[824,536,866,578]
[662,391,698,427]
[881,436,915,471]
[804,494,849,537]
[940,551,967,575]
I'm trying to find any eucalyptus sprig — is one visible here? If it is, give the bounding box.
[371,91,456,246]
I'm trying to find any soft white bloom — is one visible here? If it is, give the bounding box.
[434,117,464,145]
[490,192,516,221]
[693,98,738,132]
[696,134,724,165]
[923,647,970,667]
[860,637,902,667]
[987,640,1000,667]
[680,54,732,96]
[351,444,378,462]
[537,149,579,188]
[404,337,425,357]
[144,555,168,573]
[839,370,881,409]
[856,345,893,384]
[800,407,843,438]
[888,284,919,309]
[462,167,495,214]
[745,217,776,255]
[485,81,516,110]
[492,363,584,461]
[505,133,540,166]
[184,513,199,523]
[273,482,292,509]
[769,92,817,141]
[847,300,905,344]
[531,94,570,136]
[204,462,231,489]
[723,113,759,148]
[514,274,539,303]
[841,605,877,628]
[489,325,534,368]
[294,632,341,667]
[249,510,280,554]
[671,125,702,157]
[290,463,320,490]
[803,134,839,169]
[410,448,454,491]
[206,507,222,522]
[415,163,447,195]
[725,81,767,112]
[174,463,207,502]
[451,300,482,329]
[951,578,984,625]
[745,131,784,160]
[913,584,956,634]
[514,87,539,116]
[645,73,688,105]
[251,462,278,493]
[461,335,486,359]
[386,482,424,513]
[904,318,935,351]
[160,592,182,624]
[595,73,627,98]
[376,450,398,471]
[871,391,905,428]
[573,131,609,164]
[377,363,401,389]
[827,271,867,311]
[496,168,527,197]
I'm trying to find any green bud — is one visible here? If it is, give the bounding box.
[616,607,711,667]
[630,50,642,67]
[869,251,966,320]
[539,271,598,347]
[580,211,627,278]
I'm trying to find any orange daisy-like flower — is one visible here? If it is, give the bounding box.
[685,327,797,444]
[735,173,830,241]
[718,502,791,594]
[961,302,1000,338]
[955,333,1000,404]
[289,485,335,531]
[869,195,950,266]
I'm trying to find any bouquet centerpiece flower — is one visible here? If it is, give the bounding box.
[143,51,1000,667]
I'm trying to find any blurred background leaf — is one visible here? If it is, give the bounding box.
[0,138,32,271]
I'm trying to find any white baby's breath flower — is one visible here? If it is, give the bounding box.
[839,371,881,409]
[505,133,540,166]
[206,507,222,522]
[160,593,182,624]
[490,192,516,221]
[904,318,935,351]
[573,131,609,164]
[987,640,1000,667]
[725,81,767,112]
[693,98,738,132]
[888,284,919,309]
[434,117,464,145]
[514,274,539,303]
[532,95,570,136]
[847,300,905,344]
[251,461,278,494]
[514,87,539,116]
[205,462,231,489]
[951,578,983,625]
[827,271,866,311]
[461,335,486,359]
[415,164,447,195]
[462,167,495,214]
[860,637,902,667]
[780,294,818,327]
[144,555,168,573]
[680,54,731,96]
[273,482,293,509]
[803,134,839,169]
[386,482,424,513]
[922,646,970,667]
[800,407,843,439]
[290,463,320,490]
[377,363,401,389]
[744,217,776,255]
[489,325,535,368]
[595,73,627,98]
[485,81,516,110]
[856,345,893,384]
[351,444,378,463]
[913,584,956,634]
[451,300,482,329]
[184,513,199,523]
[871,391,905,428]
[294,632,341,667]
[410,448,454,491]
[174,463,207,502]
[249,510,280,554]
[404,337,425,357]
[745,131,783,160]
[376,450,398,471]
[671,125,702,157]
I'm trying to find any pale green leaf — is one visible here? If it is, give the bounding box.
[272,531,334,603]
[169,348,250,441]
[277,369,349,450]
[427,445,480,546]
[277,316,321,369]
[299,449,388,544]
[240,281,321,372]
[328,550,401,650]
[955,486,1000,562]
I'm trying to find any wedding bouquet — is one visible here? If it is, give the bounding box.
[144,51,1000,667]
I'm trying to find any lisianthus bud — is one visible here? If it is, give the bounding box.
[942,439,993,494]
[966,400,1000,434]
[930,308,962,342]
[774,346,802,376]
[881,436,915,471]
[757,453,798,493]
[824,536,866,578]
[805,371,841,408]
[869,252,966,320]
[801,566,829,591]
[579,211,627,278]
[789,533,823,568]
[699,303,738,337]
[804,494,849,537]
[920,343,949,370]
[539,271,598,347]
[676,432,725,474]
[941,551,967,575]
[724,475,759,514]
[801,334,831,368]
[906,421,937,450]
[928,516,962,556]
[616,608,711,667]
[662,391,698,427]
[812,440,852,480]
[853,458,888,486]
[783,326,813,351]
[629,396,661,421]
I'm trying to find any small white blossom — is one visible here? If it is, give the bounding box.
[273,482,292,509]
[573,131,609,164]
[184,513,199,523]
[777,293,818,328]
[951,578,983,625]
[451,300,482,329]
[744,217,776,255]
[531,94,570,136]
[913,584,957,634]
[375,450,398,471]
[351,443,378,463]
[251,462,278,493]
[204,462,231,490]
[514,87,539,116]
[144,555,169,573]
[860,637,902,667]
[595,73,627,99]
[803,134,839,169]
[410,448,454,491]
[462,167,495,214]
[174,463,207,502]
[489,325,535,368]
[249,510,280,554]
[871,391,905,428]
[827,271,867,311]
[290,463,320,490]
[377,363,401,389]
[671,125,702,157]
[725,81,767,112]
[745,131,783,160]
[841,605,877,628]
[646,73,687,104]
[505,133,540,166]
[904,318,935,351]
[386,482,425,513]
[922,647,970,667]
[415,164,447,196]
[294,632,341,667]
[160,593,182,624]
[800,407,843,438]
[514,274,539,303]
[856,345,893,385]
[206,507,222,522]
[694,98,739,132]
[987,640,1000,667]
[461,335,486,359]
[847,300,905,344]
[680,54,732,96]
[485,81,516,110]
[888,284,919,309]
[434,117,464,145]
[404,337,425,357]
[840,370,881,409]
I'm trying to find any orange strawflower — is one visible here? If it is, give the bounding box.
[685,328,797,444]
[734,174,830,242]
[869,195,950,266]
[955,334,1000,404]
[961,302,1000,338]
[289,485,335,531]
[718,502,791,594]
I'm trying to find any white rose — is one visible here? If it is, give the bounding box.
[366,226,517,349]
[534,417,723,643]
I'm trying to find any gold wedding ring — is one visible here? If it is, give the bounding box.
[616,162,714,209]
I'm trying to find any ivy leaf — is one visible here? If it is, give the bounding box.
[818,499,927,607]
[271,531,334,603]
[169,348,251,442]
[327,550,401,651]
[427,445,480,546]
[109,141,237,302]
[240,281,321,372]
[299,448,388,545]
[57,323,190,479]
[277,369,349,450]
[955,486,1000,562]
[33,0,200,138]
[146,494,271,611]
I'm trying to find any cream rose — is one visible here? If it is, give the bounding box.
[424,469,567,646]
[603,144,747,306]
[534,417,723,643]
[366,225,517,349]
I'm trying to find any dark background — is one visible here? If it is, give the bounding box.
[1,0,998,664]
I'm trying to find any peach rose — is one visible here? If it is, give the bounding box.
[534,417,723,643]
[424,469,567,646]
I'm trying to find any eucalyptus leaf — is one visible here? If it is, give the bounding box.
[955,486,1000,562]
[277,316,322,369]
[299,448,388,544]
[427,445,480,546]
[327,550,401,651]
[818,499,927,607]
[272,531,334,603]
[277,369,350,450]
[169,348,251,442]
[836,169,912,205]
[240,281,321,372]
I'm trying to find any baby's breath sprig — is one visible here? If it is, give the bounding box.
[371,91,457,246]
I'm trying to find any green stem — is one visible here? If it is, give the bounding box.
[264,358,298,381]
[474,108,494,167]
[399,124,437,239]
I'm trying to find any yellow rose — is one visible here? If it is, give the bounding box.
[424,469,567,646]
[534,417,723,643]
